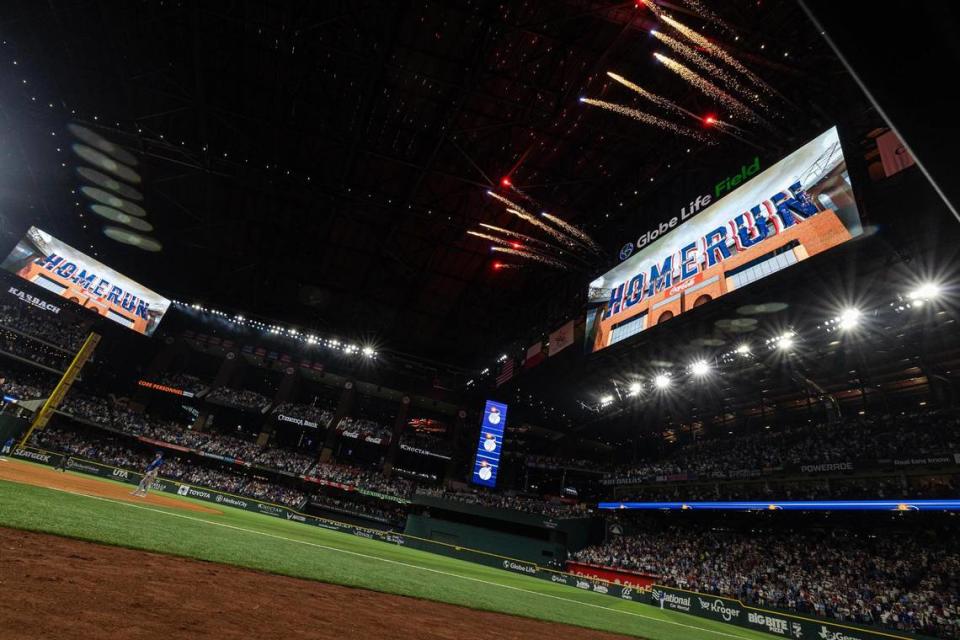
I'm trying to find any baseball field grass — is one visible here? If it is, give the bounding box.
[0,463,772,640]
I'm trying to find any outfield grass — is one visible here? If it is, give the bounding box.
[0,475,771,640]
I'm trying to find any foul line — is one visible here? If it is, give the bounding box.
[39,485,753,640]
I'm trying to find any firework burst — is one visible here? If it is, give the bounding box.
[579,98,709,141]
[606,71,688,119]
[651,31,762,107]
[653,54,764,125]
[655,10,775,97]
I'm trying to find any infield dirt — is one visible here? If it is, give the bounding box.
[0,527,636,640]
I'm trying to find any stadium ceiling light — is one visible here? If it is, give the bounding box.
[653,373,671,389]
[362,346,376,357]
[627,382,642,395]
[776,333,795,350]
[690,360,711,376]
[837,308,862,330]
[908,282,941,301]
[735,343,751,355]
[599,394,614,406]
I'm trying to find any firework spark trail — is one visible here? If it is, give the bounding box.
[467,230,518,248]
[654,10,775,97]
[579,98,709,142]
[486,191,576,245]
[491,246,570,269]
[653,54,764,125]
[606,72,688,118]
[651,31,763,107]
[479,223,563,251]
[677,0,738,38]
[541,212,603,254]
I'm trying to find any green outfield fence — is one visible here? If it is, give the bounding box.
[6,445,934,640]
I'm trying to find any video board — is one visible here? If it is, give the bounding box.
[585,127,862,353]
[471,400,508,488]
[2,226,170,336]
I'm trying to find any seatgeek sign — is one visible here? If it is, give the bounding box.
[471,400,507,488]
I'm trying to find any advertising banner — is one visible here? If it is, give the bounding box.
[650,585,928,640]
[586,127,861,353]
[565,561,657,589]
[1,226,170,336]
[471,400,507,488]
[137,380,195,398]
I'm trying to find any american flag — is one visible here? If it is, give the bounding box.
[495,358,515,387]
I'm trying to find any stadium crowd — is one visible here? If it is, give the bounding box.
[309,493,407,525]
[416,487,590,519]
[0,329,71,370]
[308,460,413,498]
[338,416,392,441]
[1,366,53,401]
[400,431,453,456]
[206,386,271,411]
[154,372,208,395]
[605,410,958,482]
[613,474,959,502]
[272,401,334,428]
[29,426,307,508]
[572,524,959,638]
[0,302,88,352]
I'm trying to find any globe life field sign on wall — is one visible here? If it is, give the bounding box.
[585,126,863,353]
[471,400,508,488]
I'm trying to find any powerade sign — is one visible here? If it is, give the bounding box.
[471,400,507,488]
[650,586,926,640]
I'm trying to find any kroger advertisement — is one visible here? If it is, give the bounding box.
[1,226,170,336]
[471,400,507,488]
[586,127,861,353]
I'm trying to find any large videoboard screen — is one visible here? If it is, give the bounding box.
[586,127,862,353]
[471,400,508,488]
[2,226,170,336]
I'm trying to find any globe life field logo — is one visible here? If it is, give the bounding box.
[629,156,762,255]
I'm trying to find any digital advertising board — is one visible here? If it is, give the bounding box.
[585,127,862,353]
[1,226,170,336]
[471,400,507,488]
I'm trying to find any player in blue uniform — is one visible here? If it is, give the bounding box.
[131,451,164,497]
